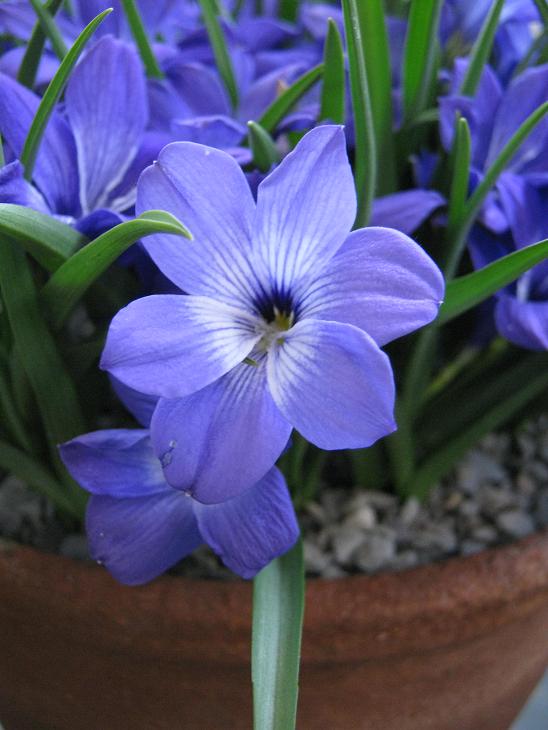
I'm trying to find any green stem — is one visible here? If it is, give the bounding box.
[18,0,64,88]
[121,0,164,78]
[252,539,305,730]
[29,0,68,61]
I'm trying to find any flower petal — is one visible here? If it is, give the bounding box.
[0,160,50,213]
[86,492,201,585]
[297,227,444,346]
[370,190,445,234]
[151,359,292,503]
[254,125,356,291]
[136,141,258,308]
[195,467,299,579]
[101,294,260,398]
[0,72,79,214]
[110,377,159,428]
[60,429,167,497]
[65,37,148,214]
[495,294,548,350]
[267,319,396,449]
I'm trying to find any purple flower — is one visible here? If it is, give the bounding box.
[440,61,548,233]
[470,175,548,350]
[0,36,157,236]
[101,126,444,503]
[60,429,298,584]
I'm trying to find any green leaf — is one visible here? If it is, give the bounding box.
[21,8,113,181]
[444,116,471,275]
[198,0,239,109]
[252,539,304,730]
[461,102,548,243]
[438,237,548,326]
[18,0,64,88]
[459,0,505,96]
[319,18,346,125]
[402,0,443,123]
[406,356,548,498]
[278,0,299,22]
[121,0,163,78]
[533,0,548,27]
[41,210,192,330]
[0,204,84,272]
[0,438,81,517]
[247,121,280,173]
[0,239,87,512]
[258,64,323,134]
[29,0,67,61]
[342,0,376,227]
[355,0,396,194]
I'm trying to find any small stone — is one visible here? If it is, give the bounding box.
[536,490,548,528]
[343,504,376,530]
[59,534,89,561]
[479,485,516,517]
[516,471,536,496]
[526,460,548,482]
[304,501,326,525]
[458,499,480,518]
[389,550,419,572]
[517,433,537,460]
[354,529,396,573]
[457,451,507,494]
[321,563,348,579]
[460,540,486,556]
[351,489,398,512]
[332,526,365,565]
[304,540,331,574]
[496,509,535,539]
[471,525,498,544]
[399,497,421,526]
[412,523,458,553]
[444,491,463,511]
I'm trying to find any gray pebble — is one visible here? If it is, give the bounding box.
[496,509,535,539]
[59,534,89,561]
[332,526,365,565]
[354,530,396,573]
[536,490,548,528]
[399,497,421,525]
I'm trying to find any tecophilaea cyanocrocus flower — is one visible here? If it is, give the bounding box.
[101,125,444,504]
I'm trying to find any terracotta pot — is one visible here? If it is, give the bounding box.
[1,532,547,730]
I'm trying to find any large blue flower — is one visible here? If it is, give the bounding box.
[101,125,444,503]
[60,429,299,584]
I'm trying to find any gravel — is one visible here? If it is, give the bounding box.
[2,415,548,579]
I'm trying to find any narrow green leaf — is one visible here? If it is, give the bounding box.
[319,18,346,125]
[121,0,163,78]
[278,0,299,23]
[443,116,471,276]
[18,0,64,88]
[41,211,192,329]
[342,0,376,227]
[406,361,548,498]
[198,0,239,109]
[439,237,548,325]
[0,438,81,517]
[258,64,323,133]
[533,0,548,27]
[459,0,505,96]
[247,121,280,172]
[0,239,87,510]
[0,364,32,451]
[446,117,471,234]
[355,0,396,194]
[252,539,304,730]
[402,0,443,123]
[21,8,113,181]
[29,0,68,61]
[0,203,84,272]
[462,102,548,241]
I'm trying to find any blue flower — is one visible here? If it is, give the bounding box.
[0,36,157,237]
[100,125,444,503]
[60,429,299,584]
[440,60,548,233]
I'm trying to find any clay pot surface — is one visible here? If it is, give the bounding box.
[1,532,548,730]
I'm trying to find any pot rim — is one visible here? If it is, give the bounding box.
[2,531,548,662]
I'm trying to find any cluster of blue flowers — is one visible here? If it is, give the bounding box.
[1,0,546,585]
